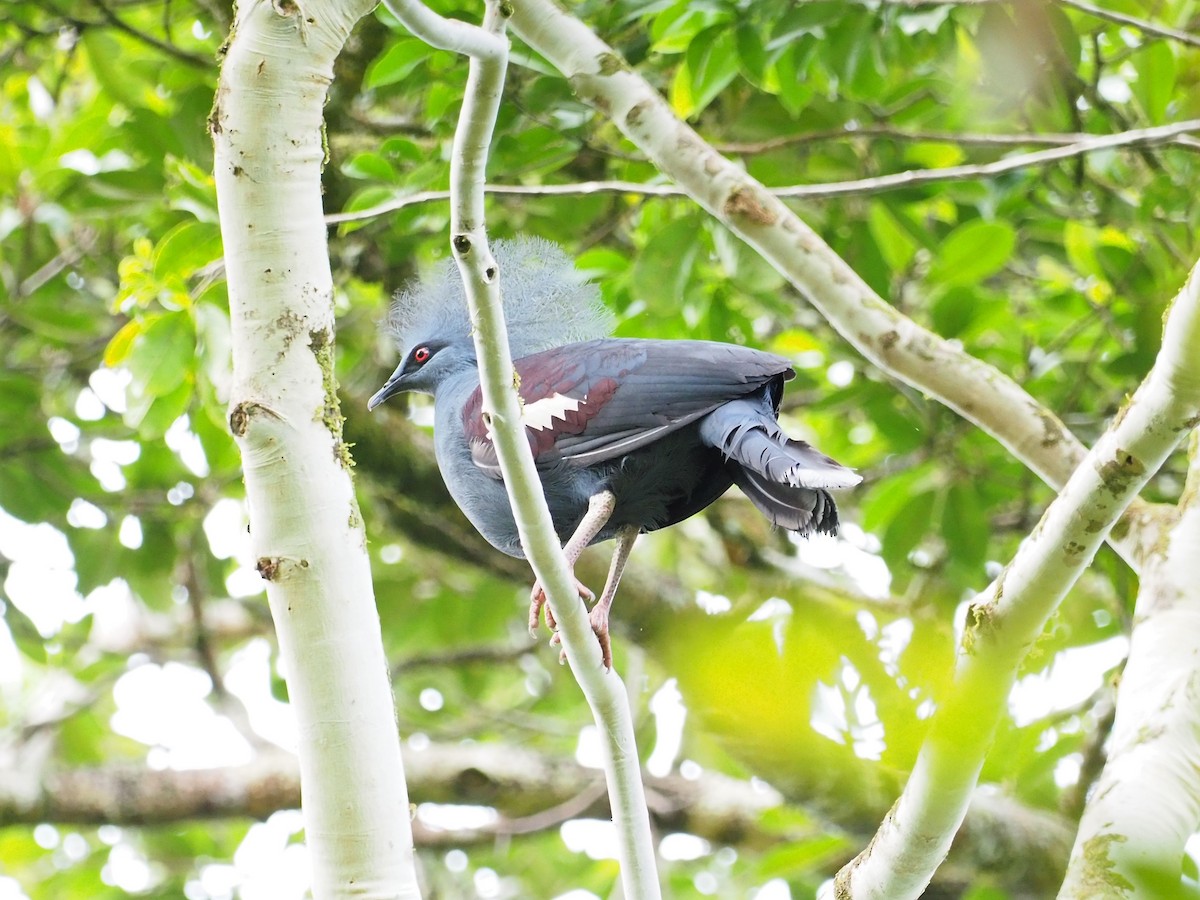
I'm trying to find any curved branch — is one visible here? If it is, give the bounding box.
[1059,434,1200,897]
[516,0,1154,578]
[832,265,1200,898]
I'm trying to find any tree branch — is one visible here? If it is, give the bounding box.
[1059,432,1200,897]
[503,0,1152,567]
[832,265,1200,898]
[325,119,1200,225]
[378,0,662,896]
[715,122,1200,154]
[0,741,1073,890]
[772,119,1200,199]
[1055,0,1200,49]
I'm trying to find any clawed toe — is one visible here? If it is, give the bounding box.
[589,605,612,671]
[527,576,594,638]
[546,604,613,670]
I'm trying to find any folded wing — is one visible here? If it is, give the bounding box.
[463,338,794,476]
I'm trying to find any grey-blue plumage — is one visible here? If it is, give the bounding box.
[369,238,860,668]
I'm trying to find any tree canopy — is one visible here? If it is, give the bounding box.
[2,0,1199,897]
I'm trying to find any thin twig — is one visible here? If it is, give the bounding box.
[775,119,1200,198]
[1056,0,1200,48]
[496,780,610,835]
[82,0,212,67]
[715,123,1171,155]
[326,119,1200,225]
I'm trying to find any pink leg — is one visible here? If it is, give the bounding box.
[588,525,639,670]
[528,490,616,637]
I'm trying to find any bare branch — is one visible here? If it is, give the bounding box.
[774,119,1200,198]
[378,0,505,57]
[0,740,1072,888]
[326,119,1200,225]
[377,1,663,895]
[1056,0,1200,48]
[504,0,1152,580]
[716,121,1200,155]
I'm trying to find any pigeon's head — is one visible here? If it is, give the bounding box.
[367,337,477,408]
[369,237,612,410]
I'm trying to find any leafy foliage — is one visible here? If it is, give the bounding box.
[1,0,1197,897]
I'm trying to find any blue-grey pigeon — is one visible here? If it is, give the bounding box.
[369,238,861,668]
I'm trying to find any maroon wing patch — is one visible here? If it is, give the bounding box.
[462,352,620,476]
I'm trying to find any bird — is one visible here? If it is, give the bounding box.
[368,237,861,669]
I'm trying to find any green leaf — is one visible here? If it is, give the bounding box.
[153,221,223,285]
[652,5,730,54]
[3,602,48,663]
[944,481,989,573]
[343,152,399,183]
[927,220,1016,287]
[632,218,703,310]
[868,203,918,272]
[861,463,940,533]
[767,2,843,49]
[771,39,816,116]
[129,377,193,439]
[124,310,195,397]
[59,710,108,765]
[365,39,433,89]
[680,26,739,118]
[931,285,982,338]
[735,23,769,85]
[104,319,141,367]
[882,489,936,573]
[1132,41,1174,124]
[71,527,128,597]
[903,141,965,169]
[0,453,75,522]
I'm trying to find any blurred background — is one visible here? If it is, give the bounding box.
[1,0,1197,896]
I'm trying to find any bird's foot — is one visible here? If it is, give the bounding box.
[589,604,613,671]
[527,577,594,638]
[549,602,613,671]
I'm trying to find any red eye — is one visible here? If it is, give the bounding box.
[413,346,431,364]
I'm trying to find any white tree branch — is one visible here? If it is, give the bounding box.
[378,1,661,896]
[504,0,1149,574]
[500,3,1200,894]
[1058,431,1200,897]
[831,265,1200,898]
[211,1,419,897]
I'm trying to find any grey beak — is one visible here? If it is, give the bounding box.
[367,369,404,411]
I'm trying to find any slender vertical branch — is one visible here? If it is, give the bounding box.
[379,0,662,895]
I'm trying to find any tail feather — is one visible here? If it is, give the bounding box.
[699,396,860,535]
[733,468,839,535]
